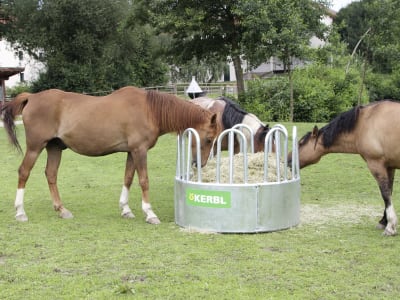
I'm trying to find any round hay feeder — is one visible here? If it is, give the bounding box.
[174,124,301,233]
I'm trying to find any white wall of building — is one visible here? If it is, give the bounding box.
[0,40,44,87]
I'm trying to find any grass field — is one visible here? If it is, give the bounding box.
[1,122,400,299]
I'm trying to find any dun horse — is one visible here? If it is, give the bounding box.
[190,96,270,154]
[1,86,219,224]
[288,100,400,236]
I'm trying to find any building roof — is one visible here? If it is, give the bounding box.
[0,67,25,80]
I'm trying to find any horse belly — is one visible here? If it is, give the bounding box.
[63,135,129,156]
[384,147,400,168]
[57,121,129,156]
[359,136,400,169]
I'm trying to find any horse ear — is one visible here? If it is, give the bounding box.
[312,125,319,137]
[263,124,270,136]
[256,124,270,143]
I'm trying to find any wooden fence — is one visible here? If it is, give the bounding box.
[144,83,237,97]
[4,83,238,99]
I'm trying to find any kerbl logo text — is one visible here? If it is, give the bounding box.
[186,189,231,208]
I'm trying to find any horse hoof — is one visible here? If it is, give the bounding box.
[383,227,397,236]
[59,209,73,219]
[146,217,161,225]
[121,211,135,219]
[15,214,28,222]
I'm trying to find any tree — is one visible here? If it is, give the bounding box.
[241,0,328,121]
[335,0,400,74]
[334,0,400,100]
[169,57,226,83]
[0,1,9,38]
[140,0,328,99]
[137,0,248,95]
[2,0,168,92]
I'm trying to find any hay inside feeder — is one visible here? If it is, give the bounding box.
[192,152,292,183]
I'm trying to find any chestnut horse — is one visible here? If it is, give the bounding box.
[288,100,400,236]
[1,86,219,224]
[190,96,270,153]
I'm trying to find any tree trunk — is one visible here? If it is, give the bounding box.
[232,55,245,96]
[358,60,367,105]
[289,69,294,122]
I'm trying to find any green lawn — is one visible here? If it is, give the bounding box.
[0,122,399,299]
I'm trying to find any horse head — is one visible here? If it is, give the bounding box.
[254,124,270,152]
[191,113,220,167]
[288,125,323,168]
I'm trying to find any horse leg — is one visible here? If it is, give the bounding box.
[134,149,160,224]
[45,145,73,219]
[377,210,387,229]
[119,153,135,219]
[14,149,42,221]
[377,168,396,230]
[369,163,397,235]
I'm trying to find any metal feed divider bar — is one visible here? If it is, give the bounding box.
[231,123,254,154]
[215,128,248,184]
[176,128,202,182]
[291,126,300,180]
[176,127,248,184]
[264,125,288,183]
[176,124,300,184]
[263,124,300,182]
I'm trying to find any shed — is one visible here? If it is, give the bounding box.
[0,67,25,104]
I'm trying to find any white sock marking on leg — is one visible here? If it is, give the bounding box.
[142,200,157,220]
[387,204,398,226]
[15,188,26,217]
[119,186,133,215]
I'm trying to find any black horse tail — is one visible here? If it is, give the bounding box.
[1,92,31,153]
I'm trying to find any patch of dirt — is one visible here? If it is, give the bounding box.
[300,203,381,226]
[179,227,218,234]
[178,204,382,234]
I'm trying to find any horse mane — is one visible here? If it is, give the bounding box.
[146,90,212,133]
[218,96,247,128]
[319,106,362,148]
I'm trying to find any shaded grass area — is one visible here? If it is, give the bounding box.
[1,123,400,299]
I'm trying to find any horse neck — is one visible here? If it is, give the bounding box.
[242,113,264,132]
[222,103,245,128]
[151,96,210,134]
[321,132,359,154]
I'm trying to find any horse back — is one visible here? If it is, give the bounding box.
[360,100,400,131]
[19,87,158,155]
[22,87,148,125]
[190,97,224,128]
[190,97,225,113]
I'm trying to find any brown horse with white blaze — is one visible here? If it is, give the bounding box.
[288,100,400,236]
[1,87,219,224]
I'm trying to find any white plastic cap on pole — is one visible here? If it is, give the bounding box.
[186,76,203,94]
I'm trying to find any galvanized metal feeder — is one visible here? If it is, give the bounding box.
[174,124,300,233]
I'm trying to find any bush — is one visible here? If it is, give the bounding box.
[365,69,400,101]
[243,77,289,122]
[292,64,363,122]
[5,82,32,98]
[244,63,367,122]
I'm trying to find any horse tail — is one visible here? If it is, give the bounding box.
[1,92,31,153]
